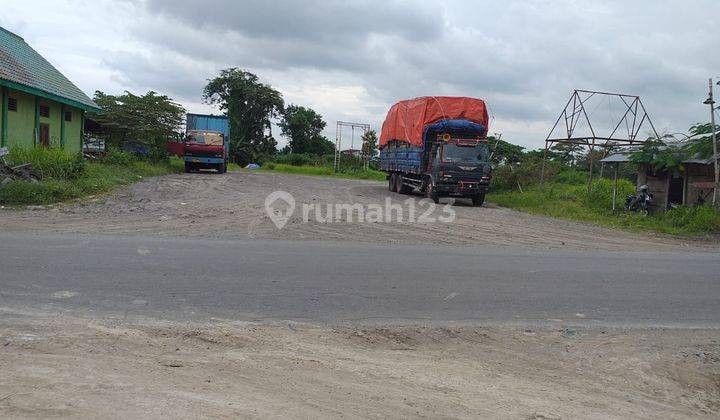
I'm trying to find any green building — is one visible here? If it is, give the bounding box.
[0,26,100,153]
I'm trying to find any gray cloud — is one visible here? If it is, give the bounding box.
[99,0,720,147]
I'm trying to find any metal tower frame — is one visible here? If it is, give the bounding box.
[541,89,660,188]
[334,121,371,172]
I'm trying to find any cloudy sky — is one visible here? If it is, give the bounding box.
[2,0,719,149]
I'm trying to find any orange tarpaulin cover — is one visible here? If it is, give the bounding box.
[379,96,490,148]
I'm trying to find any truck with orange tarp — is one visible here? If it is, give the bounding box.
[379,96,492,205]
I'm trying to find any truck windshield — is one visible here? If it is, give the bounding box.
[441,143,489,163]
[188,132,224,146]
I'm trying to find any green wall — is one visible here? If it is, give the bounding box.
[64,106,82,153]
[6,89,35,149]
[2,88,83,152]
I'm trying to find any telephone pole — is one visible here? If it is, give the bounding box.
[704,78,719,206]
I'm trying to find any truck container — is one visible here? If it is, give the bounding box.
[379,96,492,205]
[186,113,230,137]
[183,113,230,173]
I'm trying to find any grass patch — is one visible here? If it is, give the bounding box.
[261,163,386,181]
[489,178,720,236]
[1,148,182,206]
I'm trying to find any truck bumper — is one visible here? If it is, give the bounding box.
[185,156,224,164]
[437,180,489,196]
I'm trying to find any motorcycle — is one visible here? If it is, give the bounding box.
[624,185,653,216]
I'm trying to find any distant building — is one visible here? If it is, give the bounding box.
[342,148,363,157]
[0,26,100,152]
[601,152,718,210]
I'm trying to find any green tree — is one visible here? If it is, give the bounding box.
[361,129,378,159]
[278,105,334,155]
[629,134,685,174]
[203,69,284,164]
[685,122,720,158]
[549,142,584,166]
[91,90,185,159]
[488,136,525,165]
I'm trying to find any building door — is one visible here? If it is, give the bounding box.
[39,123,50,147]
[668,175,683,207]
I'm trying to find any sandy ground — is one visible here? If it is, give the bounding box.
[0,310,717,419]
[0,171,717,251]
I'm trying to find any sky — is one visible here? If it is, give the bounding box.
[2,0,719,150]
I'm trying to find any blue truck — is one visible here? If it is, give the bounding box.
[183,113,230,173]
[379,97,493,205]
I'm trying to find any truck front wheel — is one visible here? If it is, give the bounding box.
[471,193,485,207]
[218,162,227,174]
[184,161,192,173]
[425,177,439,204]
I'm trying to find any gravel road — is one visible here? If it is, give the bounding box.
[1,171,716,251]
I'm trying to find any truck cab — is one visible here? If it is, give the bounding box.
[426,136,491,204]
[183,130,228,173]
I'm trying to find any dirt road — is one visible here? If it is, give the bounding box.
[1,311,719,419]
[0,171,716,251]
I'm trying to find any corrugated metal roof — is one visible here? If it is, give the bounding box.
[0,26,99,111]
[682,153,718,165]
[600,153,631,163]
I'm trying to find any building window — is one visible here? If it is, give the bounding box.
[8,97,17,111]
[39,105,50,118]
[64,111,72,122]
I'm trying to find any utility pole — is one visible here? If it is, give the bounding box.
[704,78,719,206]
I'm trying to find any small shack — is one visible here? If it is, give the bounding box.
[600,153,718,211]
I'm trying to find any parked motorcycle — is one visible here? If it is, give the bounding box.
[624,185,653,216]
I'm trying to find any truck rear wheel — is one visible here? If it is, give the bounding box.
[389,173,398,192]
[184,162,191,173]
[471,193,485,207]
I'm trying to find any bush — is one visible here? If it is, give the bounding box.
[98,147,135,166]
[146,140,169,164]
[553,168,588,185]
[585,178,635,211]
[6,146,85,180]
[490,160,560,192]
[659,205,720,233]
[272,153,314,166]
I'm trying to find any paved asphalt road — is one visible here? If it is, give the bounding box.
[1,232,718,326]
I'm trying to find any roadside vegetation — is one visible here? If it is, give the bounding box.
[0,147,181,206]
[262,162,386,181]
[490,170,720,236]
[260,149,385,181]
[487,129,720,236]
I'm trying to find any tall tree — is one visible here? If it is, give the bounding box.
[361,129,378,159]
[92,90,185,148]
[278,105,334,155]
[204,69,284,164]
[550,142,584,167]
